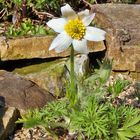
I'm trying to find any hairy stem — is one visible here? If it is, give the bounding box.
[69,45,77,106]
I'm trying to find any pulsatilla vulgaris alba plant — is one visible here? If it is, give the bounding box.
[47,4,106,106]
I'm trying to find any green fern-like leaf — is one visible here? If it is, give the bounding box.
[16,109,43,128]
[16,98,69,129]
[84,58,112,86]
[117,115,140,139]
[108,78,129,98]
[69,96,109,139]
[77,58,112,102]
[109,105,140,140]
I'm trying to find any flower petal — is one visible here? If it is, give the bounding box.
[84,26,106,41]
[72,39,89,54]
[47,18,66,33]
[78,9,89,19]
[61,4,77,19]
[82,13,95,26]
[49,32,72,53]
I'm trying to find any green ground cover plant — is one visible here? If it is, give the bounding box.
[17,58,140,139]
[6,18,54,37]
[107,78,129,98]
[17,96,140,140]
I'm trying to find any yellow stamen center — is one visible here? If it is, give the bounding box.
[64,18,86,40]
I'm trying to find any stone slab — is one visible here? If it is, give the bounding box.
[95,4,140,74]
[0,36,105,61]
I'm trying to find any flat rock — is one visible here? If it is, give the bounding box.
[0,36,105,61]
[13,59,67,97]
[0,70,55,111]
[95,4,140,79]
[0,107,19,140]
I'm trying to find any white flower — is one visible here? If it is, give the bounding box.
[47,4,106,54]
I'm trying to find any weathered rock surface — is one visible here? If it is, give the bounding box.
[0,107,19,140]
[13,59,67,97]
[0,36,105,61]
[0,70,55,111]
[95,4,140,80]
[0,70,55,140]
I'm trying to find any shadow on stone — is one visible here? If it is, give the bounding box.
[0,57,63,71]
[88,50,106,69]
[0,96,5,139]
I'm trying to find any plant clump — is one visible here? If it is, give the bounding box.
[16,58,140,140]
[5,18,54,37]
